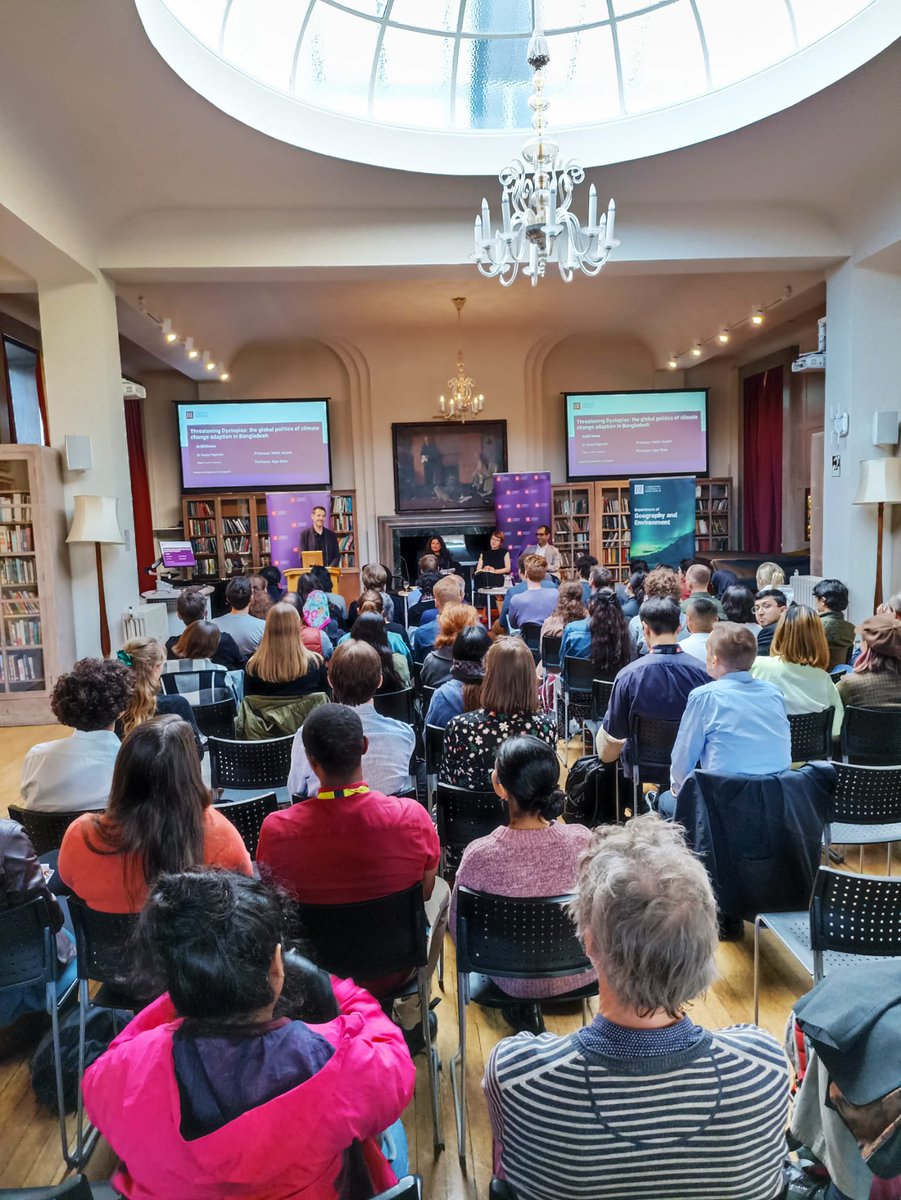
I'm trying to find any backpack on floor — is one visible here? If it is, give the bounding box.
[30,1006,131,1112]
[564,756,621,827]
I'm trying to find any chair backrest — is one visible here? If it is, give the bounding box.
[455,888,591,980]
[0,1174,98,1199]
[294,883,427,981]
[160,664,229,696]
[0,895,55,994]
[213,792,279,857]
[563,654,596,695]
[541,634,562,673]
[842,706,901,766]
[829,763,901,827]
[591,679,615,723]
[373,1176,423,1200]
[520,623,543,663]
[208,734,294,790]
[629,715,681,785]
[811,866,901,958]
[373,687,416,725]
[436,783,507,872]
[192,696,237,741]
[420,684,436,714]
[6,805,88,857]
[788,708,834,762]
[68,897,140,990]
[424,724,446,776]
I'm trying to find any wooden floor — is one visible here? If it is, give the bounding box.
[0,724,858,1195]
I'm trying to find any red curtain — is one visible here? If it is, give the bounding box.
[124,396,156,593]
[742,367,783,552]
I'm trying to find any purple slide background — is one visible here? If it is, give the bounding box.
[493,472,552,564]
[266,491,331,583]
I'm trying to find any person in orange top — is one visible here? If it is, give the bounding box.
[58,715,251,913]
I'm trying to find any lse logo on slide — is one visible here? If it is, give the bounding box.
[186,411,194,419]
[634,484,645,495]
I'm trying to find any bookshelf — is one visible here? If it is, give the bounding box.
[0,446,76,724]
[598,481,632,579]
[551,485,592,580]
[694,479,733,555]
[330,490,359,600]
[181,493,271,579]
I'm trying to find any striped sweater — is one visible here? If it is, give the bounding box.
[483,1017,789,1200]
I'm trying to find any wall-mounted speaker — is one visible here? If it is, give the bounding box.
[873,411,899,447]
[64,434,93,472]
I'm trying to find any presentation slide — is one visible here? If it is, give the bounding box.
[178,400,331,490]
[566,391,707,479]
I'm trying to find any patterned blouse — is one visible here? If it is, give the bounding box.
[439,709,557,791]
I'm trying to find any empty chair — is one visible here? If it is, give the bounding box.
[7,805,87,857]
[591,678,614,723]
[373,687,416,726]
[541,634,562,675]
[208,734,294,804]
[842,705,901,765]
[372,1179,422,1200]
[191,696,237,741]
[560,655,597,751]
[436,782,507,877]
[451,888,597,1165]
[825,762,901,874]
[213,792,279,857]
[789,708,834,762]
[424,723,446,814]
[520,622,542,665]
[629,715,681,810]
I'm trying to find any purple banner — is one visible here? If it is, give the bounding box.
[266,491,331,585]
[493,472,552,565]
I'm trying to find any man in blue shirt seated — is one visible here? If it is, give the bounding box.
[507,555,559,630]
[656,622,791,817]
[597,597,709,776]
[411,574,465,662]
[560,565,617,660]
[497,554,557,633]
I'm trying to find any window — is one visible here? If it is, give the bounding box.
[2,338,48,447]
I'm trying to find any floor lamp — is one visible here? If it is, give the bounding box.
[853,459,901,613]
[66,495,124,657]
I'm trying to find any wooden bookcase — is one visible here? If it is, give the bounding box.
[551,484,592,580]
[182,493,270,579]
[0,445,75,724]
[694,479,733,555]
[330,490,359,601]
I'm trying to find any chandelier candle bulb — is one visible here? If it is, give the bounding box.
[502,192,512,236]
[473,216,482,256]
[588,184,598,230]
[606,199,616,244]
[481,198,491,242]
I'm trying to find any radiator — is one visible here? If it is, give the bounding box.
[121,603,170,644]
[786,573,823,609]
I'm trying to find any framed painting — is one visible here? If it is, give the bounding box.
[392,420,508,514]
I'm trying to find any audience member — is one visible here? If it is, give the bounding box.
[160,620,235,707]
[497,554,557,634]
[484,817,789,1199]
[657,623,791,816]
[412,574,465,661]
[757,561,787,590]
[539,580,586,645]
[597,598,709,775]
[560,567,614,658]
[522,525,563,577]
[722,584,761,636]
[620,569,647,620]
[117,638,202,753]
[213,576,265,659]
[288,639,415,803]
[575,554,599,605]
[249,575,274,620]
[413,553,441,604]
[877,590,901,622]
[58,716,251,912]
[627,566,687,653]
[347,563,395,625]
[813,578,856,669]
[441,638,555,790]
[679,595,719,663]
[0,819,76,1029]
[298,573,343,641]
[425,533,455,571]
[754,587,788,654]
[710,568,738,599]
[561,584,633,672]
[420,603,480,688]
[680,563,725,617]
[341,588,413,663]
[507,555,558,630]
[450,736,594,1032]
[289,589,333,659]
[165,586,242,669]
[20,658,131,812]
[751,605,844,736]
[244,603,328,700]
[425,625,491,729]
[836,614,901,708]
[258,704,447,1043]
[258,564,285,603]
[83,870,414,1199]
[350,609,411,692]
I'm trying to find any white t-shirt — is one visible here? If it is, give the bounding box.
[20,729,121,812]
[680,632,711,664]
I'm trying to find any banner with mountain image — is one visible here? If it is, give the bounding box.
[629,476,696,568]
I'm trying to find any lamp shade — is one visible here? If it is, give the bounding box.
[66,495,124,544]
[854,459,901,506]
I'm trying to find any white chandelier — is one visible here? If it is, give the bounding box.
[472,5,619,288]
[436,297,484,422]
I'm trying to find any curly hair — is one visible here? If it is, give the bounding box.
[551,581,586,626]
[588,588,634,676]
[643,566,681,603]
[50,657,133,731]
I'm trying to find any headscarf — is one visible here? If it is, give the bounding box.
[302,590,331,630]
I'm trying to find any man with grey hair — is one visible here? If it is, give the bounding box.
[484,816,789,1199]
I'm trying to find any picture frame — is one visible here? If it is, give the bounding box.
[391,420,508,514]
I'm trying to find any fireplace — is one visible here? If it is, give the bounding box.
[377,514,496,588]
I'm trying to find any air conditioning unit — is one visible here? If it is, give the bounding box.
[122,379,147,399]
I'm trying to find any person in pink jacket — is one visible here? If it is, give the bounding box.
[83,869,415,1200]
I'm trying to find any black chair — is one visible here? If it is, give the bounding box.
[294,885,443,1155]
[213,792,279,857]
[68,898,145,1165]
[842,706,901,765]
[373,687,416,726]
[629,715,681,811]
[373,1177,422,1200]
[208,734,294,804]
[541,633,562,675]
[489,1182,519,1200]
[788,708,834,762]
[159,666,229,696]
[451,888,597,1165]
[0,1177,120,1199]
[192,696,237,740]
[424,724,446,815]
[420,684,437,717]
[7,805,88,857]
[520,622,542,665]
[436,782,507,877]
[590,678,615,723]
[0,897,79,1168]
[561,655,597,755]
[825,763,901,874]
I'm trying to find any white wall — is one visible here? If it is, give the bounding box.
[137,370,198,529]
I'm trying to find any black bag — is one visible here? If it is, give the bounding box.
[564,755,622,827]
[30,1006,132,1112]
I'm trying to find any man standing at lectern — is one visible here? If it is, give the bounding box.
[300,505,340,567]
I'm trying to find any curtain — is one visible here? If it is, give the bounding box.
[124,395,155,592]
[742,367,783,552]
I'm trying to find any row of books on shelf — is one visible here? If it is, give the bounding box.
[601,516,629,529]
[3,591,39,614]
[695,484,729,497]
[223,537,251,554]
[3,650,43,681]
[194,556,218,575]
[186,502,214,517]
[223,517,250,534]
[337,534,354,552]
[0,526,33,552]
[553,498,590,515]
[0,497,31,521]
[602,549,630,565]
[188,519,216,535]
[4,618,41,647]
[696,499,729,512]
[602,498,629,513]
[0,558,36,584]
[191,538,217,554]
[696,519,729,535]
[332,495,353,514]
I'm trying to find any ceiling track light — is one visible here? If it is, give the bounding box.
[667,355,678,370]
[751,307,765,326]
[219,371,230,382]
[718,327,731,344]
[161,317,177,343]
[665,284,796,370]
[691,343,703,357]
[185,337,198,359]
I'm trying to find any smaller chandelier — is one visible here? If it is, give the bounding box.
[472,5,619,288]
[436,297,484,422]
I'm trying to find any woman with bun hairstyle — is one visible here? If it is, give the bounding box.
[449,735,595,1030]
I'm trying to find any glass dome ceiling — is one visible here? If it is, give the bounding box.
[136,0,892,172]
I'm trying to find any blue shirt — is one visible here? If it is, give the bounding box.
[287,701,415,798]
[669,671,791,795]
[337,629,412,664]
[499,579,556,631]
[560,617,591,662]
[425,678,464,729]
[412,619,439,662]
